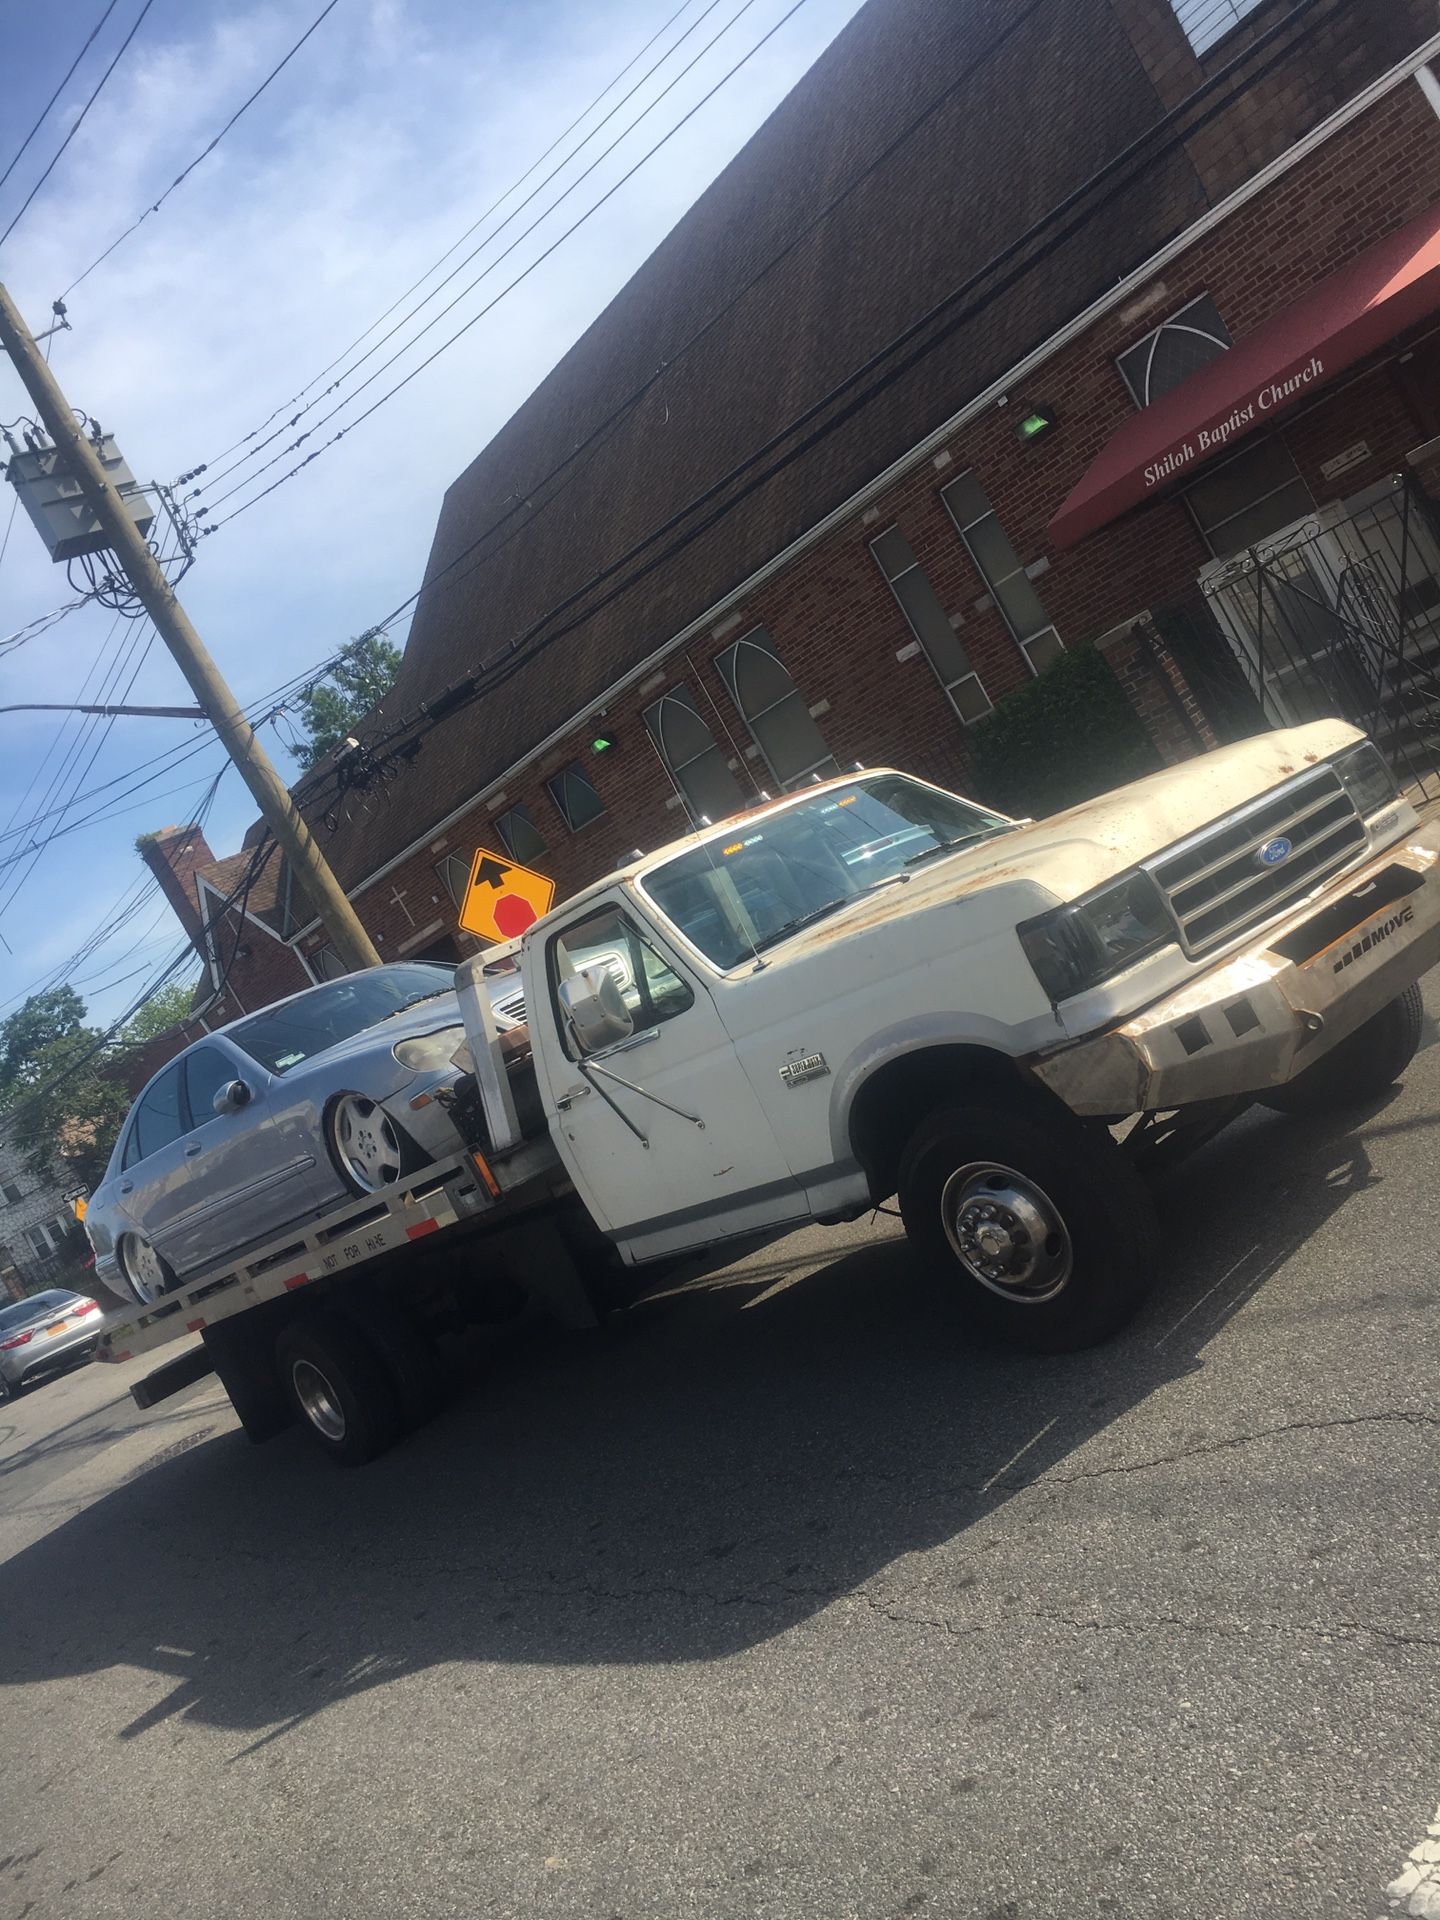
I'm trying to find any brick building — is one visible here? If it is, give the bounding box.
[0,1133,89,1303]
[143,0,1440,1029]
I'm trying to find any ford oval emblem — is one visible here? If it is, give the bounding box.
[1257,835,1293,867]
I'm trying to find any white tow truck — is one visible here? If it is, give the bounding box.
[97,718,1440,1464]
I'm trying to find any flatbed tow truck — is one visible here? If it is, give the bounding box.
[94,724,1440,1464]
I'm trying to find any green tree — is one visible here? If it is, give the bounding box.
[121,978,197,1044]
[293,632,403,770]
[0,988,130,1190]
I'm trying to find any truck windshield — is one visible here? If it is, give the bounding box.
[229,963,455,1074]
[641,775,1011,967]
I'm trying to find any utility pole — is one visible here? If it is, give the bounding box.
[0,282,380,972]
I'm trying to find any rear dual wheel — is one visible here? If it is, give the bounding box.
[276,1319,402,1468]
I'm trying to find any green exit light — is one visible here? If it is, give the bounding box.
[1016,405,1056,444]
[591,734,615,753]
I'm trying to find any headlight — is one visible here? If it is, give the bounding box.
[1018,871,1173,1003]
[392,1024,468,1073]
[1332,739,1398,817]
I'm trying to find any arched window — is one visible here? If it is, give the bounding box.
[643,686,745,823]
[1117,294,1232,409]
[715,628,836,790]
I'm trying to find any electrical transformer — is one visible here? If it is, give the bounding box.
[4,434,155,562]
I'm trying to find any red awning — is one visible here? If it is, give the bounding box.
[1048,199,1440,549]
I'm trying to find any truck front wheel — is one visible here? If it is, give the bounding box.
[276,1317,402,1466]
[1259,983,1424,1115]
[897,1101,1159,1351]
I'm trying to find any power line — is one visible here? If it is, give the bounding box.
[0,0,123,201]
[192,0,740,496]
[0,641,350,859]
[0,617,157,924]
[59,0,348,300]
[196,0,807,525]
[0,828,272,1144]
[326,0,1061,663]
[0,596,96,655]
[341,0,1340,782]
[0,0,158,253]
[199,0,704,471]
[0,764,226,1020]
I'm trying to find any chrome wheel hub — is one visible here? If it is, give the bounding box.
[291,1360,346,1441]
[124,1234,166,1303]
[941,1161,1073,1305]
[333,1095,402,1192]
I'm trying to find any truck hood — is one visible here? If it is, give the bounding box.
[771,719,1362,958]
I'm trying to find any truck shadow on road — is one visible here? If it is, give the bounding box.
[0,1088,1428,1749]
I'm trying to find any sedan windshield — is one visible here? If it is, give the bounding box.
[228,964,455,1075]
[641,775,1012,968]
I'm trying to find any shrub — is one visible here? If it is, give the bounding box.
[965,643,1160,818]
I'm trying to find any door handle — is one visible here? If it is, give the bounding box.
[556,1085,591,1111]
[184,1142,203,1158]
[119,1181,134,1195]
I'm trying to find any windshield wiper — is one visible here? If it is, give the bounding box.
[378,990,455,1020]
[903,826,1008,869]
[750,872,911,955]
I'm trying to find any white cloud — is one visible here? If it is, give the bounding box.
[0,0,864,1023]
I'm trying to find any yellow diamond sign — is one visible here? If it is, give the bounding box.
[457,847,555,943]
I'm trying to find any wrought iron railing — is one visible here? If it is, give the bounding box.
[1195,474,1440,799]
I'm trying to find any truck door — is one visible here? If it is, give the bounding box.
[535,900,805,1263]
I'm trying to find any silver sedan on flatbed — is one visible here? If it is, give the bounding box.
[85,962,526,1306]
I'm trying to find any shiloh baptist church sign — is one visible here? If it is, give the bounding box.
[1141,353,1326,490]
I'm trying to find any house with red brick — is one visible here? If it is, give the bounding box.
[142,0,1440,1041]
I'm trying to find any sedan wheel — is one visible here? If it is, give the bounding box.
[329,1094,406,1194]
[119,1232,170,1305]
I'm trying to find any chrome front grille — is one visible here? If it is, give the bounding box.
[1147,765,1366,956]
[490,986,527,1029]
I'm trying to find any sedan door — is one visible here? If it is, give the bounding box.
[160,1041,323,1274]
[112,1059,192,1258]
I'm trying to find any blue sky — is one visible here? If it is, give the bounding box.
[0,0,865,1028]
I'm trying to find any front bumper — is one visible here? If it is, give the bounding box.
[1032,821,1440,1115]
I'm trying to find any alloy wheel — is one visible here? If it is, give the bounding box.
[331,1094,404,1193]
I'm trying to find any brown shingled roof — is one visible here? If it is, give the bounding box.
[266,0,1203,896]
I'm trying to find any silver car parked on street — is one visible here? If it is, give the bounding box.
[0,1288,105,1398]
[86,962,516,1306]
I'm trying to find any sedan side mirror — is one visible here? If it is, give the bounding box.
[212,1079,252,1117]
[558,967,633,1055]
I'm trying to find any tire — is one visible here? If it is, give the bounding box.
[897,1098,1160,1352]
[325,1093,420,1196]
[275,1316,402,1466]
[117,1231,177,1306]
[203,1317,293,1445]
[1260,983,1424,1116]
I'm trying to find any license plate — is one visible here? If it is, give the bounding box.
[46,1319,68,1336]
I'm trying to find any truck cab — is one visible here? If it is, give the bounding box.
[518,718,1440,1349]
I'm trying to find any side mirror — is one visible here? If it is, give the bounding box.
[558,966,633,1054]
[212,1079,252,1117]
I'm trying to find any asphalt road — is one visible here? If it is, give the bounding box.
[3,1019,1439,1919]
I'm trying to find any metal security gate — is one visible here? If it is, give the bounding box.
[1197,474,1440,799]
